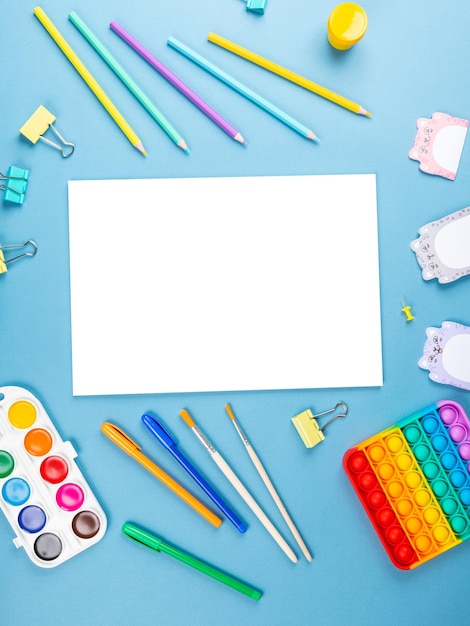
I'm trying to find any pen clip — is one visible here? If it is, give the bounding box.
[142,414,176,449]
[101,422,142,455]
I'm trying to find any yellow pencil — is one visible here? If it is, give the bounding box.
[208,32,372,117]
[33,7,147,155]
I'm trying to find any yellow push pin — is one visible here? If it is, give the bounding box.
[291,402,348,449]
[401,298,414,321]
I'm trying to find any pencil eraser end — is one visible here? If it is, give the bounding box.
[291,410,325,448]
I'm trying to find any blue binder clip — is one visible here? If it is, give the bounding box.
[1,166,29,204]
[246,0,267,14]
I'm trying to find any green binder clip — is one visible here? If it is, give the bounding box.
[1,166,29,204]
[246,0,267,15]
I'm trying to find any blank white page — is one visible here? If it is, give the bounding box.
[68,175,382,395]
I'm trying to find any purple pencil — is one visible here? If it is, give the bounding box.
[110,21,246,145]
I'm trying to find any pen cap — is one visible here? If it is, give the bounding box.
[327,3,368,50]
[141,414,175,449]
[122,522,163,552]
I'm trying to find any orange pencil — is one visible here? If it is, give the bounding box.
[101,422,222,528]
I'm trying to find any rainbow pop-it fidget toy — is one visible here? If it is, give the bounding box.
[0,385,107,567]
[344,400,470,569]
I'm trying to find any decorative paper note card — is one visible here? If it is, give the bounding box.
[408,112,468,180]
[410,206,470,283]
[419,321,470,391]
[68,175,382,396]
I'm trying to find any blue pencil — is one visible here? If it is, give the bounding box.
[167,36,319,142]
[141,414,247,533]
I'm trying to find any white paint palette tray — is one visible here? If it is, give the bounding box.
[0,386,107,567]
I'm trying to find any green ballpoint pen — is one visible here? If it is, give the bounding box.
[122,522,262,600]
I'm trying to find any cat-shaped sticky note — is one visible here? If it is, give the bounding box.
[409,112,468,180]
[410,206,470,283]
[419,321,470,391]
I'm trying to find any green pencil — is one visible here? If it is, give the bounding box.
[122,522,263,600]
[68,12,189,153]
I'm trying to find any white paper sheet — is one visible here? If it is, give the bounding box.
[68,175,382,395]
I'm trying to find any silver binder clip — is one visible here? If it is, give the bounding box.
[0,240,38,274]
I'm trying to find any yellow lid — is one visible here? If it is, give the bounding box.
[327,3,368,50]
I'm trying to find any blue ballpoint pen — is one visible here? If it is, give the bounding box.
[142,414,247,533]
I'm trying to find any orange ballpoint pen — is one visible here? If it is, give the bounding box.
[101,422,222,528]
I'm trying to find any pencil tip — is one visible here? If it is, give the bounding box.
[136,141,147,156]
[234,132,246,145]
[358,107,373,117]
[307,131,319,143]
[178,139,190,153]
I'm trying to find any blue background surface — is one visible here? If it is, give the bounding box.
[1,1,470,624]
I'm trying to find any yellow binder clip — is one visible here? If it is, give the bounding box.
[0,240,38,274]
[20,106,75,157]
[291,402,348,448]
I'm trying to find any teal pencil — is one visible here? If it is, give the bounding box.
[167,37,319,143]
[69,12,189,153]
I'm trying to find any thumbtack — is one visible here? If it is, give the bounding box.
[401,298,414,321]
[291,401,348,449]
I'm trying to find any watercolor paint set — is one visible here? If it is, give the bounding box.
[0,386,107,567]
[344,400,470,569]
